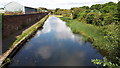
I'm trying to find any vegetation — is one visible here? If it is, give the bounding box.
[60,17,110,51]
[92,57,118,67]
[0,13,3,22]
[54,8,72,18]
[0,58,11,68]
[37,7,48,12]
[59,1,120,67]
[0,13,49,68]
[11,15,49,48]
[54,15,63,17]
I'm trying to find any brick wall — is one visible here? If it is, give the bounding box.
[2,12,49,53]
[3,12,48,38]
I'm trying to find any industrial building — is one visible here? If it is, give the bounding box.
[3,1,37,13]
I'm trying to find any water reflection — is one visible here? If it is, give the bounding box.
[9,16,103,66]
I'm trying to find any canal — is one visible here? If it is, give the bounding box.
[8,16,103,66]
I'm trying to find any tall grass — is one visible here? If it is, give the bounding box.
[60,17,120,66]
[60,17,110,51]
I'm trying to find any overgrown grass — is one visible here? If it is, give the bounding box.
[49,15,63,17]
[11,15,49,48]
[60,17,120,66]
[54,15,63,17]
[60,17,110,51]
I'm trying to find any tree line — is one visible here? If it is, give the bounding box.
[56,1,120,67]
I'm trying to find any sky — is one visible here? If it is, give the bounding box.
[0,0,119,9]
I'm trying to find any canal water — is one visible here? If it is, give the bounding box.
[9,16,103,66]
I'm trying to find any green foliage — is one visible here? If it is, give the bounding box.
[71,8,85,19]
[0,14,2,23]
[86,11,102,25]
[118,1,120,21]
[60,17,71,22]
[37,7,48,12]
[60,1,120,66]
[70,2,118,25]
[81,6,89,9]
[54,9,72,18]
[55,8,60,12]
[0,58,11,68]
[102,2,117,8]
[77,12,87,23]
[100,5,117,13]
[99,24,120,64]
[0,13,3,21]
[92,57,118,67]
[60,17,108,48]
[91,4,102,10]
[103,13,114,25]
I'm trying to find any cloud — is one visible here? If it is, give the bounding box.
[0,0,118,9]
[66,2,106,5]
[36,46,53,59]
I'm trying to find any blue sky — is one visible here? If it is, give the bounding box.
[0,0,119,9]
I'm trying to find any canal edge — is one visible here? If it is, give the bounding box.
[0,13,50,66]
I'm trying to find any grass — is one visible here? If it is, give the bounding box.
[49,15,63,17]
[61,17,120,66]
[11,15,49,48]
[60,17,110,51]
[55,15,63,17]
[0,13,3,23]
[0,14,49,67]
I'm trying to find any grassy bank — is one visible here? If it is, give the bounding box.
[0,14,49,67]
[60,17,120,66]
[57,1,120,67]
[49,15,63,17]
[60,17,109,50]
[11,15,49,48]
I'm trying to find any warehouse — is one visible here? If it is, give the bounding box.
[4,1,37,14]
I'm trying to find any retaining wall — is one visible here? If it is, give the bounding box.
[0,14,49,66]
[3,12,48,38]
[2,12,48,53]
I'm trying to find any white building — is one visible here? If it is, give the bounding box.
[1,1,37,13]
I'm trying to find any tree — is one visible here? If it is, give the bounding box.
[81,6,89,9]
[91,4,102,10]
[37,7,48,12]
[55,8,60,12]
